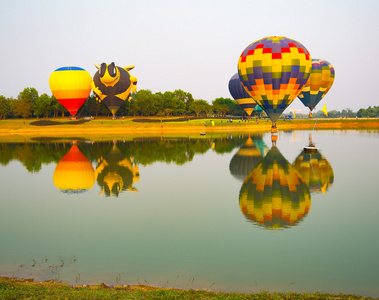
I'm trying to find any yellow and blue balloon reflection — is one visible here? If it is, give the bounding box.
[229,135,268,181]
[239,145,311,230]
[292,143,334,194]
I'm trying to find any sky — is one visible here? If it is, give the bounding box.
[0,0,378,114]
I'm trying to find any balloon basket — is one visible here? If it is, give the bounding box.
[304,146,318,153]
[271,124,278,134]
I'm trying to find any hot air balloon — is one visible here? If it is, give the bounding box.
[239,145,311,230]
[95,143,140,197]
[237,36,312,132]
[53,143,95,194]
[292,143,334,194]
[229,135,268,181]
[228,73,257,116]
[49,66,92,116]
[92,62,137,118]
[297,59,335,117]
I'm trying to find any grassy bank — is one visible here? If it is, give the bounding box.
[0,117,378,142]
[0,277,374,299]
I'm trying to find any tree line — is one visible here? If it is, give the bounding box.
[1,87,378,119]
[0,87,245,119]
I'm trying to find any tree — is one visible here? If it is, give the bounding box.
[12,99,34,119]
[133,89,157,116]
[190,99,208,117]
[0,96,12,119]
[203,102,214,117]
[172,89,194,114]
[18,87,38,118]
[213,103,229,117]
[34,93,53,118]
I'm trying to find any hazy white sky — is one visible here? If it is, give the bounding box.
[0,0,378,113]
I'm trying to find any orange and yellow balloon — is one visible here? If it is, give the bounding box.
[49,66,92,116]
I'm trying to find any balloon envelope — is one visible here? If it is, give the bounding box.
[238,36,311,123]
[228,73,256,116]
[49,66,92,116]
[92,63,137,117]
[297,59,335,112]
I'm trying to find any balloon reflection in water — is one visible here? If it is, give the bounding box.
[229,135,268,181]
[53,143,95,194]
[95,143,140,197]
[239,146,311,230]
[292,143,334,194]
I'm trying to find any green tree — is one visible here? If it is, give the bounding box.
[0,96,12,119]
[13,99,34,119]
[34,93,53,118]
[18,87,39,118]
[172,89,194,114]
[190,99,208,117]
[133,89,157,116]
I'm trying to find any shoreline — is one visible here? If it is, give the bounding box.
[1,118,378,139]
[0,276,373,299]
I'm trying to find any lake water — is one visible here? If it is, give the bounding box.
[0,130,378,297]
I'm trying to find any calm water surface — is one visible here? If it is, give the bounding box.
[0,130,378,297]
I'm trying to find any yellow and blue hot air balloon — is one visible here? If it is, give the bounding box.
[49,66,92,116]
[239,145,311,230]
[237,36,312,131]
[297,59,335,117]
[228,73,257,116]
[53,143,95,194]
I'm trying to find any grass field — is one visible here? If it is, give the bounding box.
[0,277,374,300]
[1,116,378,142]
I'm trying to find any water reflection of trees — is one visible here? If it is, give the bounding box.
[0,135,248,172]
[0,142,71,172]
[239,145,311,230]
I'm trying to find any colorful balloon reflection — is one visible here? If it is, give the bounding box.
[53,143,95,194]
[239,145,311,230]
[229,135,268,181]
[95,143,140,197]
[292,143,334,194]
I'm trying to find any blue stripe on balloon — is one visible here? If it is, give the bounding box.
[55,66,85,71]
